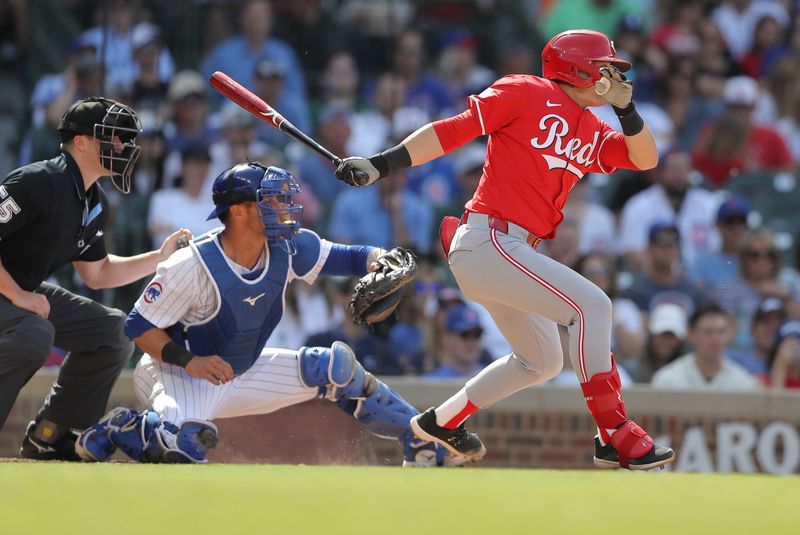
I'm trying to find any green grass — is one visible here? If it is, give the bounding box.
[0,464,798,534]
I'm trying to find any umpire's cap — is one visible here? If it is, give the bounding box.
[58,97,137,142]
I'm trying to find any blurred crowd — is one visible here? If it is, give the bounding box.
[2,0,800,390]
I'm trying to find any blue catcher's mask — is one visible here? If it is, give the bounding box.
[206,163,303,254]
[257,166,303,254]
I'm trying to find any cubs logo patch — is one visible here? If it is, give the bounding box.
[143,282,163,304]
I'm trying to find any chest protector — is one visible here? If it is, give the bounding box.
[168,232,289,375]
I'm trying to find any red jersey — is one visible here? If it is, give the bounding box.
[433,75,636,240]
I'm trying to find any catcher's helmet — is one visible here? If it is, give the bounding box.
[58,97,142,194]
[207,163,303,254]
[541,29,631,89]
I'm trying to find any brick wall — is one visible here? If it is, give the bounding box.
[4,371,800,473]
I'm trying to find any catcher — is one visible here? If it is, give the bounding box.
[75,163,464,466]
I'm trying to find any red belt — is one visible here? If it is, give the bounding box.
[461,212,543,250]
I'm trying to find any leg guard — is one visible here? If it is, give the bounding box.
[300,342,455,466]
[91,408,218,464]
[75,407,133,462]
[581,358,653,467]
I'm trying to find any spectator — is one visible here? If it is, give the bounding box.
[387,28,454,119]
[268,277,340,353]
[729,297,786,376]
[766,320,800,389]
[619,149,721,270]
[201,0,306,109]
[631,302,688,383]
[739,14,788,79]
[711,0,789,61]
[620,222,708,314]
[423,304,490,379]
[649,0,702,57]
[689,195,751,292]
[561,178,616,256]
[715,228,800,349]
[22,37,103,164]
[551,323,634,387]
[317,50,361,112]
[148,145,217,248]
[692,75,793,187]
[80,0,175,95]
[543,217,581,269]
[129,23,169,116]
[765,57,800,162]
[251,58,312,148]
[161,70,220,183]
[539,0,645,39]
[207,105,272,194]
[348,72,411,156]
[436,29,495,105]
[651,303,760,390]
[305,278,389,375]
[329,168,433,253]
[574,252,644,363]
[297,104,353,203]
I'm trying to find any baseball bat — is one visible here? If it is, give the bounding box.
[209,71,369,186]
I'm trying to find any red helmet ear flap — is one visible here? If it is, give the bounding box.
[541,29,630,89]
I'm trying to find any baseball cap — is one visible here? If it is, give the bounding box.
[181,144,211,163]
[454,142,487,175]
[648,221,680,243]
[57,98,112,142]
[648,303,688,338]
[445,304,482,333]
[132,22,161,51]
[717,196,751,222]
[437,286,464,305]
[723,76,760,107]
[220,104,256,129]
[754,297,786,323]
[168,70,206,102]
[254,58,286,79]
[774,320,800,347]
[317,103,351,125]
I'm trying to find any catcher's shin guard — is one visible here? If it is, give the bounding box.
[580,358,658,468]
[299,341,436,457]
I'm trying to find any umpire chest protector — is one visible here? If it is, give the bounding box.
[169,232,289,375]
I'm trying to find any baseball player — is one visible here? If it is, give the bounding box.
[336,30,675,470]
[76,163,464,466]
[0,97,189,460]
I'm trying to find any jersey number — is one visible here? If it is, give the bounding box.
[0,186,21,223]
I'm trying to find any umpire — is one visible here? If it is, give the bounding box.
[0,97,189,459]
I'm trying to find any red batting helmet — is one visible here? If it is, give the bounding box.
[541,29,631,89]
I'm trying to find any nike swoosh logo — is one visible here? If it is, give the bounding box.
[242,293,266,306]
[545,100,561,107]
[408,439,430,449]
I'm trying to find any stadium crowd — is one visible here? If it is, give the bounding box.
[2,0,800,390]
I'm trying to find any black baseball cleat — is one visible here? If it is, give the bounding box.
[20,420,82,462]
[593,436,675,471]
[410,408,486,460]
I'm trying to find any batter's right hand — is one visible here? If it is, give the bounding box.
[335,157,380,187]
[185,355,234,385]
[12,290,50,319]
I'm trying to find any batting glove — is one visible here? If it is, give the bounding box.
[335,157,381,187]
[594,66,633,109]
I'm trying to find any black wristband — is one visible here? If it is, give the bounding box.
[368,144,412,179]
[161,342,193,368]
[612,102,644,137]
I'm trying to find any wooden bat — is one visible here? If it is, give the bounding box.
[209,70,369,186]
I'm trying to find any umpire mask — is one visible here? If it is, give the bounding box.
[58,97,143,194]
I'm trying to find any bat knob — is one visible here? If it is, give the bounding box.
[352,169,371,187]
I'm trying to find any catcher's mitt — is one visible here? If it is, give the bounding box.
[348,247,417,325]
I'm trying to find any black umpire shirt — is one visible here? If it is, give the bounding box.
[0,151,109,291]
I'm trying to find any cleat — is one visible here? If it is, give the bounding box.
[401,440,478,467]
[409,407,486,459]
[20,420,81,462]
[593,436,675,471]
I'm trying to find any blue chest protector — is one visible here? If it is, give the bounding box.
[167,232,289,375]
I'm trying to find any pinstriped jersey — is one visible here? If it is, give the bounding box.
[133,228,332,330]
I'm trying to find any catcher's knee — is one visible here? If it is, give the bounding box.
[298,341,370,400]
